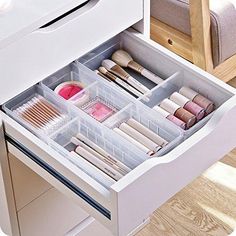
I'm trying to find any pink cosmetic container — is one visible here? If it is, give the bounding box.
[170,92,205,121]
[153,105,187,130]
[179,87,214,115]
[82,98,116,122]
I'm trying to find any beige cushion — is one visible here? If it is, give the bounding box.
[151,0,236,67]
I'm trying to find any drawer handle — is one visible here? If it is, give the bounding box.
[39,0,100,31]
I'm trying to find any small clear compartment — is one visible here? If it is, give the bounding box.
[48,114,147,188]
[78,32,179,92]
[79,81,134,122]
[41,62,96,91]
[105,103,183,156]
[41,62,97,105]
[42,62,135,123]
[3,85,78,140]
[140,70,233,137]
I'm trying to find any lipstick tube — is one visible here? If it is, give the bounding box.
[170,92,205,121]
[153,105,187,130]
[179,87,214,115]
[160,99,196,129]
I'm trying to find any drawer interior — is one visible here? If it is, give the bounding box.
[3,30,234,189]
[2,30,235,236]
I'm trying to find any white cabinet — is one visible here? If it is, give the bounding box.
[0,1,236,236]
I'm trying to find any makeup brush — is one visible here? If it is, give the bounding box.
[102,59,150,94]
[98,67,145,98]
[112,50,164,85]
[94,70,112,82]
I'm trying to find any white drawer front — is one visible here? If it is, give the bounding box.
[0,0,143,104]
[2,31,236,236]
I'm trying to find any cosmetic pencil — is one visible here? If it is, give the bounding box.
[76,133,131,173]
[75,146,123,181]
[71,137,129,175]
[69,151,116,187]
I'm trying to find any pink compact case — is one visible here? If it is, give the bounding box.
[82,97,117,122]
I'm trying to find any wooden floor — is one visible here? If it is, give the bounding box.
[137,78,236,236]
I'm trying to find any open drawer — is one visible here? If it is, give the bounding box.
[2,30,236,236]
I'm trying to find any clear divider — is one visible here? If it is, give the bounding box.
[47,112,148,188]
[3,85,78,140]
[3,77,148,188]
[41,62,96,91]
[139,70,233,138]
[104,103,183,156]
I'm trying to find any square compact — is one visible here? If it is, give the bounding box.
[82,97,117,122]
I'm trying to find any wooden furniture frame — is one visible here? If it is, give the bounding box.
[150,0,236,82]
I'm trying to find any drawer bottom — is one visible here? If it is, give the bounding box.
[18,188,89,236]
[66,217,112,236]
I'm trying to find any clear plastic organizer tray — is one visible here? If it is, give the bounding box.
[2,61,184,188]
[48,115,147,189]
[140,70,233,137]
[41,62,136,123]
[78,31,233,139]
[3,83,150,188]
[3,85,78,139]
[104,103,183,156]
[78,34,176,91]
[41,62,96,92]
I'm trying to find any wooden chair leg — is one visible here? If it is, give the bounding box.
[189,0,213,73]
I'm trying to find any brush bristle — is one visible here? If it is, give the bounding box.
[112,50,133,67]
[102,59,117,70]
[98,67,107,74]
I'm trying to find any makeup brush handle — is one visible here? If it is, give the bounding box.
[119,123,161,152]
[128,60,163,84]
[115,78,141,96]
[127,77,150,94]
[141,69,164,85]
[113,128,154,156]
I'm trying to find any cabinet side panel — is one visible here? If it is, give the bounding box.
[0,119,19,236]
[133,0,150,37]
